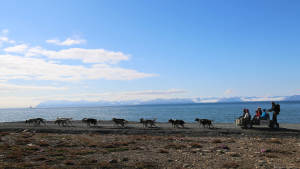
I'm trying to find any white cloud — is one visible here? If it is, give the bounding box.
[0,89,187,108]
[198,99,219,103]
[27,89,188,102]
[0,29,15,45]
[1,29,9,35]
[0,54,155,81]
[1,35,153,81]
[0,32,157,108]
[0,83,67,91]
[87,89,187,101]
[0,37,15,44]
[0,37,9,42]
[128,89,186,95]
[241,97,285,102]
[96,89,187,101]
[0,96,40,108]
[46,38,86,46]
[26,47,129,64]
[224,89,233,95]
[4,44,28,53]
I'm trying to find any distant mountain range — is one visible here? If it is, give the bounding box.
[284,95,300,101]
[36,95,300,108]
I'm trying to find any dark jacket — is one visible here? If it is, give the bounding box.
[269,104,280,115]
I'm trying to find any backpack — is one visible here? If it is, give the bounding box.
[275,104,280,114]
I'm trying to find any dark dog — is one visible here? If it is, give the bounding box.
[25,119,36,125]
[140,118,156,128]
[55,118,72,127]
[112,118,127,127]
[168,119,185,128]
[195,118,213,128]
[82,118,98,127]
[25,118,46,126]
[55,119,67,127]
[35,118,46,126]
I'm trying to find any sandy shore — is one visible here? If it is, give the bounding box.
[1,120,300,138]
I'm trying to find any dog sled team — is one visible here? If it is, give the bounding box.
[24,117,214,129]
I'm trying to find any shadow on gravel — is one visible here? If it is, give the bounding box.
[138,128,161,130]
[207,127,221,130]
[89,126,104,129]
[250,127,300,133]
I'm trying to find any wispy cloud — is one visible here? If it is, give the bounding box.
[0,89,187,108]
[0,31,157,107]
[46,38,86,46]
[4,44,28,53]
[224,89,233,95]
[26,47,129,64]
[0,96,40,108]
[29,89,188,102]
[0,37,15,45]
[1,29,9,35]
[86,89,188,101]
[0,83,68,108]
[123,89,187,96]
[0,29,15,45]
[0,54,155,81]
[0,32,155,82]
[0,83,67,91]
[241,97,285,102]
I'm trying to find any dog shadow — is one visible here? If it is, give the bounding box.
[250,127,300,132]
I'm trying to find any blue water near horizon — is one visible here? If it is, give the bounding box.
[0,101,299,123]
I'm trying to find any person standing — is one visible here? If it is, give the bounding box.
[268,102,280,127]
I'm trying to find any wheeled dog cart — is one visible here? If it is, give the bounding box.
[235,118,279,129]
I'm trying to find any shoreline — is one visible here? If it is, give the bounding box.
[1,121,300,138]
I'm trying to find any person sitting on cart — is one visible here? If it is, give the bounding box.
[256,107,262,117]
[252,107,262,125]
[261,109,270,120]
[242,109,251,124]
[239,109,247,119]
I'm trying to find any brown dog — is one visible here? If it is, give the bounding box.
[195,118,213,128]
[112,118,127,127]
[168,119,185,128]
[140,118,156,128]
[82,118,98,127]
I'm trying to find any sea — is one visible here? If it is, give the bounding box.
[0,101,299,123]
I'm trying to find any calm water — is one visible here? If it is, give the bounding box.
[0,101,299,123]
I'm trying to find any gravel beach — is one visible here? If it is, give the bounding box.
[0,121,300,168]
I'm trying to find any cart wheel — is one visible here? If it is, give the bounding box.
[246,123,252,129]
[269,120,274,128]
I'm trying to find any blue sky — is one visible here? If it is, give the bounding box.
[0,0,299,107]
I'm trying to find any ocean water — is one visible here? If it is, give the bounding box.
[0,101,299,123]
